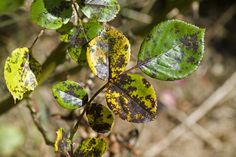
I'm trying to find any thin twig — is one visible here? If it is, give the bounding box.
[30,29,45,50]
[144,71,236,157]
[166,105,222,150]
[26,100,54,146]
[69,83,109,153]
[123,64,139,74]
[71,1,89,42]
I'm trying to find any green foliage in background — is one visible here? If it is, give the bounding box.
[0,125,24,156]
[0,0,24,14]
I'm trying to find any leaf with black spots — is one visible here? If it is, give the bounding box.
[67,21,104,63]
[52,80,88,110]
[138,19,205,80]
[105,73,157,123]
[54,128,71,156]
[57,22,77,43]
[79,0,120,22]
[86,103,114,133]
[75,137,107,157]
[87,25,130,80]
[4,47,41,101]
[30,0,72,29]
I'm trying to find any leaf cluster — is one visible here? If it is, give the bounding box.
[3,0,205,156]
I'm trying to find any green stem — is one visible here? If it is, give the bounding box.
[30,29,45,50]
[69,82,108,149]
[71,1,89,42]
[122,64,138,74]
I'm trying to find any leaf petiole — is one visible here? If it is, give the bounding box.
[69,82,109,152]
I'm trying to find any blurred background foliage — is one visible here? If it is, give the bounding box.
[0,0,236,156]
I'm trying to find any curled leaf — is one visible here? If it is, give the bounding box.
[138,19,205,80]
[52,80,88,110]
[30,0,72,29]
[87,25,130,80]
[105,73,158,123]
[4,47,41,101]
[75,137,107,157]
[86,103,114,133]
[79,0,120,22]
[54,128,71,155]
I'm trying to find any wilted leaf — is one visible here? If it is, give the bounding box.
[105,73,157,123]
[30,0,72,29]
[52,80,88,109]
[54,128,71,155]
[75,137,107,157]
[4,47,41,101]
[138,19,205,80]
[67,21,104,63]
[86,103,114,133]
[87,25,130,80]
[0,0,24,14]
[79,0,120,22]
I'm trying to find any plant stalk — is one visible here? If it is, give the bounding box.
[69,83,108,153]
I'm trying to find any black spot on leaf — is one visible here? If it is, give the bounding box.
[180,34,198,52]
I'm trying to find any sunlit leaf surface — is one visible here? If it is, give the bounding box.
[4,47,41,101]
[87,25,130,80]
[138,19,205,80]
[105,73,158,123]
[52,80,88,109]
[80,0,120,22]
[30,0,72,29]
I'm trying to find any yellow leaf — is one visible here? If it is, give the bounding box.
[54,128,63,152]
[87,25,130,80]
[105,73,158,123]
[4,47,41,102]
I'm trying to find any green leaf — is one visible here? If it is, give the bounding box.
[105,73,157,123]
[57,22,76,43]
[87,25,130,80]
[0,125,24,156]
[138,19,205,81]
[86,103,114,133]
[67,21,104,63]
[30,0,72,29]
[79,0,120,22]
[0,0,24,14]
[52,80,88,110]
[75,137,107,157]
[4,47,41,101]
[54,128,71,155]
